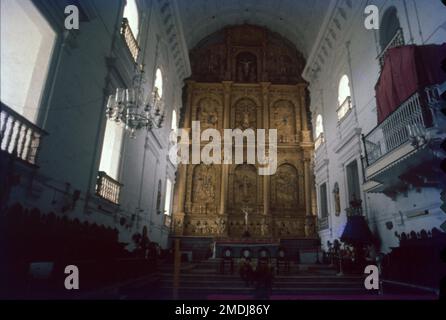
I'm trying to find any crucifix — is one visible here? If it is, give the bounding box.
[242,206,250,232]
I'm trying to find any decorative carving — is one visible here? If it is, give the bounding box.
[234,99,257,130]
[271,100,296,143]
[234,164,257,207]
[215,217,227,235]
[192,165,217,204]
[189,24,306,84]
[236,52,257,83]
[197,98,220,130]
[271,164,299,210]
[174,24,312,239]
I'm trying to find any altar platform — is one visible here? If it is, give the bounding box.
[174,236,320,263]
[214,239,280,258]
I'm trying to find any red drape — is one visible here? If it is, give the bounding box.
[375,44,446,124]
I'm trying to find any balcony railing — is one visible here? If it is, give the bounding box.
[314,133,325,150]
[378,28,405,68]
[363,90,429,166]
[336,96,352,122]
[0,102,47,165]
[318,216,329,231]
[96,171,123,205]
[121,18,140,62]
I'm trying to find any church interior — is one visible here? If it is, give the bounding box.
[1,0,446,300]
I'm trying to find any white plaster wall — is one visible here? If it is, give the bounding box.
[5,0,187,250]
[0,0,56,122]
[306,0,446,253]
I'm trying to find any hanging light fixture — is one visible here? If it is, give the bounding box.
[105,65,165,138]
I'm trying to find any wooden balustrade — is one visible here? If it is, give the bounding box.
[0,102,47,165]
[121,18,140,62]
[96,171,123,205]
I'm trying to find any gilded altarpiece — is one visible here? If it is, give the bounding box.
[173,25,316,240]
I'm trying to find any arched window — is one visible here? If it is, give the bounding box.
[154,68,163,99]
[337,75,352,121]
[338,75,351,106]
[315,114,324,138]
[171,109,177,131]
[99,120,124,180]
[379,6,401,51]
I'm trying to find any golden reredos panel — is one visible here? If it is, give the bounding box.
[173,24,316,239]
[194,96,222,130]
[189,24,306,84]
[233,98,257,130]
[271,100,296,142]
[186,163,221,214]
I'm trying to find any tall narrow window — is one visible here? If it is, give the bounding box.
[346,160,361,203]
[337,75,352,121]
[315,114,324,138]
[0,0,56,122]
[171,110,177,131]
[319,183,328,218]
[379,7,401,51]
[123,0,139,38]
[154,68,163,99]
[164,179,173,216]
[314,114,325,150]
[378,6,404,67]
[99,121,124,180]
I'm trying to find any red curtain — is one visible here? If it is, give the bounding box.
[375,44,446,124]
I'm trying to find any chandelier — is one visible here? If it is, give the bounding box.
[105,66,165,138]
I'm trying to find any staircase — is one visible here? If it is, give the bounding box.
[121,259,373,300]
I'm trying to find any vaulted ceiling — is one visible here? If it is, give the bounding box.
[176,0,331,57]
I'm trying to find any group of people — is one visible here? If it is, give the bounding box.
[238,257,274,298]
[325,240,378,274]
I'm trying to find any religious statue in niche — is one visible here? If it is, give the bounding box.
[192,165,216,204]
[236,52,257,83]
[197,98,219,130]
[272,100,296,143]
[235,99,257,129]
[273,164,298,209]
[215,217,227,235]
[333,182,341,216]
[234,164,257,207]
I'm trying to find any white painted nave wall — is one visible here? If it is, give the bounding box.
[4,0,188,249]
[304,0,446,253]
